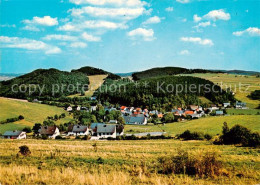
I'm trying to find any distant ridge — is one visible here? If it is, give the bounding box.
[71,66,121,80]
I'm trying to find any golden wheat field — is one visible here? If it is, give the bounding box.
[0,139,259,185]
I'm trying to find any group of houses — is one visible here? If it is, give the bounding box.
[2,123,124,140]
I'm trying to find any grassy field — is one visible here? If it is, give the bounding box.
[0,97,73,134]
[0,139,259,184]
[180,73,260,108]
[125,115,260,136]
[69,74,107,97]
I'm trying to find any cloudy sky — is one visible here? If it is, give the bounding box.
[0,0,259,73]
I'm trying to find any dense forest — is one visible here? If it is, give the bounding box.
[71,66,121,80]
[0,69,89,99]
[95,76,235,110]
[132,67,214,80]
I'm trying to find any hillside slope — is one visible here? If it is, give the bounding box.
[72,66,121,80]
[132,67,212,80]
[0,68,89,99]
[0,97,72,134]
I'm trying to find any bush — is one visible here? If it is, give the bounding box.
[214,123,260,147]
[18,115,24,120]
[204,134,212,141]
[157,149,223,177]
[178,130,204,140]
[19,145,31,156]
[41,134,48,140]
[55,135,64,140]
[23,127,32,133]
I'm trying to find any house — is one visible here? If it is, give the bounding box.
[96,124,117,139]
[39,126,60,139]
[90,106,97,112]
[235,101,247,109]
[3,131,26,139]
[216,110,224,116]
[189,105,199,111]
[66,106,72,112]
[210,104,219,110]
[184,110,194,116]
[109,120,118,124]
[67,125,90,136]
[223,103,230,108]
[90,123,104,135]
[76,106,81,111]
[123,115,147,125]
[149,110,158,115]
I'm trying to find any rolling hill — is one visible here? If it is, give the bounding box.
[72,66,121,80]
[0,68,89,99]
[0,97,73,134]
[132,67,213,80]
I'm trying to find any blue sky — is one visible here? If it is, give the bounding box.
[0,0,259,73]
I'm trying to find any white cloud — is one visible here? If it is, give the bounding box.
[58,20,127,31]
[142,16,161,25]
[193,21,211,32]
[23,16,58,26]
[176,0,190,3]
[43,34,78,41]
[69,6,146,20]
[127,28,155,41]
[179,50,190,55]
[0,24,16,28]
[193,14,202,22]
[203,9,230,21]
[82,32,101,41]
[22,25,40,32]
[0,36,61,54]
[70,42,87,48]
[180,37,214,46]
[165,7,173,12]
[233,27,260,37]
[69,0,146,7]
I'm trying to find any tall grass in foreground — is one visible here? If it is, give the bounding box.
[0,139,259,184]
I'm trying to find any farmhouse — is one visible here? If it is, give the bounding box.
[90,123,104,135]
[3,131,26,139]
[66,106,72,112]
[39,126,60,139]
[216,110,224,116]
[223,102,231,108]
[96,124,117,139]
[123,115,147,125]
[67,125,90,136]
[236,101,247,109]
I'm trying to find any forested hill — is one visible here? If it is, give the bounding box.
[0,68,89,99]
[71,66,121,80]
[132,67,213,80]
[95,76,235,109]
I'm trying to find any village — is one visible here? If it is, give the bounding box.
[2,98,248,140]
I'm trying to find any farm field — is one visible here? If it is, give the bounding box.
[0,97,73,134]
[125,115,260,136]
[180,73,260,108]
[0,139,259,185]
[69,74,107,97]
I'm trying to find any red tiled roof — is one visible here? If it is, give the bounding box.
[185,111,194,115]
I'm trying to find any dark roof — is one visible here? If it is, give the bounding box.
[90,123,104,130]
[3,131,24,137]
[97,124,116,133]
[72,125,88,132]
[123,116,146,124]
[39,126,57,135]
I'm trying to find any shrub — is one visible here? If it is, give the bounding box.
[157,149,223,177]
[55,135,64,140]
[18,115,24,120]
[215,123,260,147]
[23,127,32,133]
[204,134,212,141]
[41,134,48,140]
[19,145,31,156]
[178,130,204,140]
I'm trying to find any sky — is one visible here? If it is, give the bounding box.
[0,0,260,74]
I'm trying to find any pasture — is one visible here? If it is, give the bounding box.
[0,97,72,134]
[180,73,260,108]
[0,139,259,184]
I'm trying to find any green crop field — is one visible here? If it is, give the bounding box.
[0,97,73,134]
[0,139,259,184]
[125,115,260,136]
[180,73,260,108]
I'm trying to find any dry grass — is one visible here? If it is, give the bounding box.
[69,74,107,97]
[0,139,259,184]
